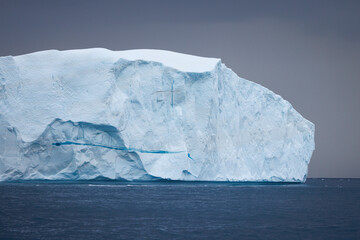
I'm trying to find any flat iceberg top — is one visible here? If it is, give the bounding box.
[11,48,221,73]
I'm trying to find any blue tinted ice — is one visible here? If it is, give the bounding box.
[0,48,314,182]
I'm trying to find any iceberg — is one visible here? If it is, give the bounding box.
[0,48,315,182]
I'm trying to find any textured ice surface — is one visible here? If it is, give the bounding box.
[0,48,315,182]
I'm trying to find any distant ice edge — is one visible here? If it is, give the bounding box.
[0,48,315,182]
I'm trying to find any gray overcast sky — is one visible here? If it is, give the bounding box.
[0,0,359,178]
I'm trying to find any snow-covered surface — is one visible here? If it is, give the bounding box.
[0,48,315,182]
[16,48,220,73]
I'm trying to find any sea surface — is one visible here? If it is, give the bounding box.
[0,179,359,240]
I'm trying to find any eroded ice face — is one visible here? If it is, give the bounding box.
[0,48,314,182]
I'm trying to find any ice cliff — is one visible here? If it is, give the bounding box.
[0,48,315,182]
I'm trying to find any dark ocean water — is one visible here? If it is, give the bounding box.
[0,179,359,240]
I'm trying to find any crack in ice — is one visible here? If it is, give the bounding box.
[52,141,185,154]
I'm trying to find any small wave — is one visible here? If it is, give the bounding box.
[87,184,128,187]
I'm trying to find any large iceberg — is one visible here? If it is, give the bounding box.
[0,48,314,182]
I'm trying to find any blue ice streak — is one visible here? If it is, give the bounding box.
[52,141,184,154]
